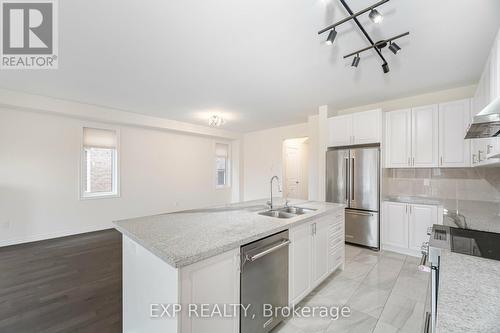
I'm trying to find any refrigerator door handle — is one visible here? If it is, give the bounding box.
[345,156,349,203]
[351,156,355,201]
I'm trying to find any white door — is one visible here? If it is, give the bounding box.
[285,145,301,199]
[289,222,312,305]
[312,218,330,286]
[409,204,438,251]
[385,109,412,168]
[382,202,409,249]
[352,109,382,145]
[328,115,352,147]
[411,105,439,168]
[438,100,471,168]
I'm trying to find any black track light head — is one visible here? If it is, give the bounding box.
[382,63,390,74]
[326,29,337,45]
[352,55,360,67]
[369,9,383,24]
[389,42,401,55]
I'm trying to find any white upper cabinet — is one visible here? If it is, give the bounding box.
[411,105,439,168]
[385,109,412,168]
[471,28,500,167]
[328,115,352,147]
[438,100,471,168]
[351,110,382,145]
[328,110,381,147]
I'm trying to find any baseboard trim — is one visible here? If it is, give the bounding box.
[0,225,114,248]
[382,244,420,257]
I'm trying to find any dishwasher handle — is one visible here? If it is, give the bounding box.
[247,239,291,262]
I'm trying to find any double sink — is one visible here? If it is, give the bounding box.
[258,206,316,219]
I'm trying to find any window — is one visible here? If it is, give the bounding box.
[215,142,230,188]
[81,127,119,199]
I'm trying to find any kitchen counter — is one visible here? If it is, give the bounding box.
[114,199,344,268]
[383,196,442,206]
[437,250,500,332]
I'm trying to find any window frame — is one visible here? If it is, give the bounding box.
[79,124,121,200]
[214,141,231,189]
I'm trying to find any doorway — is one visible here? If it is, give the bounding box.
[283,137,309,200]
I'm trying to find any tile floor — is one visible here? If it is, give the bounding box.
[273,245,430,333]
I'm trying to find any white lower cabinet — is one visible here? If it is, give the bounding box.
[382,202,409,249]
[289,222,312,305]
[289,212,345,306]
[408,204,438,251]
[312,217,330,286]
[382,201,439,255]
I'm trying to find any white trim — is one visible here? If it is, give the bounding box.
[0,225,114,248]
[214,140,232,189]
[381,244,420,258]
[0,88,241,140]
[79,123,121,200]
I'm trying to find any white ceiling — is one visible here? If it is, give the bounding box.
[1,0,500,132]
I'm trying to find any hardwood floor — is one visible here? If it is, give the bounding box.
[0,229,122,333]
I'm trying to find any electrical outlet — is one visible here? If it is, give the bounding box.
[423,179,430,186]
[0,220,11,230]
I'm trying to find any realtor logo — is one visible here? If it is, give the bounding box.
[1,0,58,69]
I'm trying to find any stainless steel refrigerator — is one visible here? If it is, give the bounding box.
[326,145,380,249]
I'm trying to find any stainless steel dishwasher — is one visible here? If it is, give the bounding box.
[240,230,290,333]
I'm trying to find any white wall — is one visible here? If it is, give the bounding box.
[0,109,234,246]
[243,123,308,201]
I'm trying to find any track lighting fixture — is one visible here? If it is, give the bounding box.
[388,41,401,55]
[382,63,390,73]
[318,0,409,74]
[351,54,360,67]
[326,29,337,45]
[369,9,383,24]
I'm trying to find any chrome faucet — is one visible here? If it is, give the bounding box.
[269,176,282,210]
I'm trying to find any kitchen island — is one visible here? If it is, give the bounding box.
[114,199,345,333]
[437,251,500,332]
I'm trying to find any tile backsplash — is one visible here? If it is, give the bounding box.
[383,168,500,202]
[383,167,500,232]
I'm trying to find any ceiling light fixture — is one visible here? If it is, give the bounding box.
[326,29,337,45]
[351,54,360,67]
[388,41,401,55]
[382,63,390,73]
[318,0,409,74]
[368,9,383,24]
[208,115,225,127]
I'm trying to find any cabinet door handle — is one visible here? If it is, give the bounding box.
[408,157,411,166]
[406,205,408,214]
[412,157,415,166]
[440,156,443,166]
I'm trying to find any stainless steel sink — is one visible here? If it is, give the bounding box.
[258,210,296,219]
[278,207,317,215]
[258,206,317,219]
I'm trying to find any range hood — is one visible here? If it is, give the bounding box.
[465,97,500,139]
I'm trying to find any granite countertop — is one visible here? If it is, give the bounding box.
[383,196,442,206]
[113,199,345,268]
[437,251,500,332]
